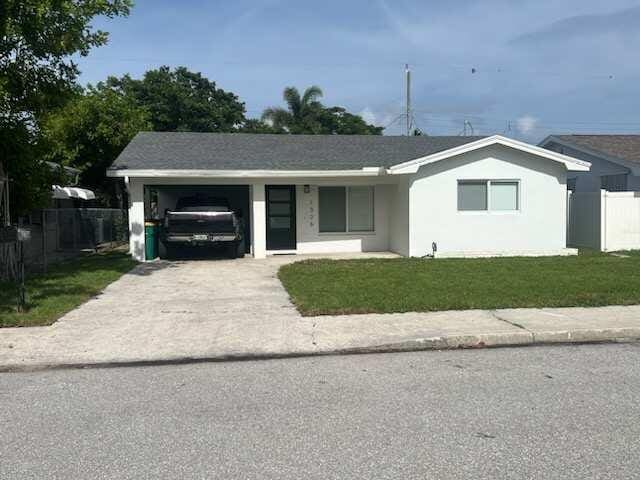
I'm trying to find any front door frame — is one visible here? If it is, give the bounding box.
[266,185,297,251]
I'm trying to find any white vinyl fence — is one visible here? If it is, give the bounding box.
[567,190,640,251]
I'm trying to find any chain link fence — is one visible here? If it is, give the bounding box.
[1,209,128,278]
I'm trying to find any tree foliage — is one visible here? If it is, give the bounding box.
[317,107,384,135]
[42,84,151,206]
[239,118,283,134]
[261,86,382,135]
[0,0,132,216]
[104,66,246,132]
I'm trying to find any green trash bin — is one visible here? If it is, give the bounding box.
[144,221,159,260]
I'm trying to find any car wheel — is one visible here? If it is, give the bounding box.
[236,238,245,259]
[164,244,177,259]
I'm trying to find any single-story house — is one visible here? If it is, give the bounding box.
[107,132,590,261]
[540,135,640,192]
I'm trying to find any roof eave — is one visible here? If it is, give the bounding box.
[388,135,591,174]
[106,167,389,178]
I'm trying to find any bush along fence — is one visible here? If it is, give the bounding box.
[0,208,128,281]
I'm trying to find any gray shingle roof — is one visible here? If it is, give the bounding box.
[553,135,640,165]
[110,132,487,171]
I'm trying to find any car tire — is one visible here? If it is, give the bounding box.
[164,244,177,260]
[236,238,245,259]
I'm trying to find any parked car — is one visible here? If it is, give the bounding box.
[161,195,245,258]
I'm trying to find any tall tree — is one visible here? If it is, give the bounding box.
[262,86,323,133]
[239,118,283,134]
[0,0,132,216]
[316,107,384,135]
[261,86,382,135]
[104,66,246,132]
[42,83,151,206]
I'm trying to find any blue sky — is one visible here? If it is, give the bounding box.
[77,0,640,141]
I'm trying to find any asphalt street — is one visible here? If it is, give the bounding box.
[1,344,639,479]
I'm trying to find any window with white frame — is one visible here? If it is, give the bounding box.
[457,180,519,212]
[318,186,374,233]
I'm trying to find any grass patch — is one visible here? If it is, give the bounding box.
[278,254,640,316]
[0,251,137,328]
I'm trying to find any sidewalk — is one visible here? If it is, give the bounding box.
[1,256,640,372]
[2,303,640,372]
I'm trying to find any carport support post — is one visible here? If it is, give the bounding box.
[126,177,146,261]
[251,183,267,259]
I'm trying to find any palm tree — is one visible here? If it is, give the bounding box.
[262,86,323,133]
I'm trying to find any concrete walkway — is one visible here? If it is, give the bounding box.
[1,254,640,371]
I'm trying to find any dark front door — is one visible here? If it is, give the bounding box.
[266,185,296,250]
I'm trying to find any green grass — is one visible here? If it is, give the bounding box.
[278,253,640,316]
[0,251,137,328]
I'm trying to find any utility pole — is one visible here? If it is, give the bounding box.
[405,63,411,136]
[462,120,474,136]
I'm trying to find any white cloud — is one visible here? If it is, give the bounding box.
[358,107,403,132]
[516,115,538,134]
[359,107,378,125]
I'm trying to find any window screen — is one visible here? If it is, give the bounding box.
[490,182,518,211]
[458,181,488,211]
[319,187,346,232]
[348,186,374,231]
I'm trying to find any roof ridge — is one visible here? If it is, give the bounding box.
[135,131,488,140]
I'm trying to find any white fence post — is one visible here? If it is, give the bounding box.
[600,189,606,252]
[567,190,572,246]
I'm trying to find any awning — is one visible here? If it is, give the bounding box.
[52,185,96,201]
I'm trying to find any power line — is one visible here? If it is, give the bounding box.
[77,55,623,79]
[382,114,405,129]
[412,111,640,128]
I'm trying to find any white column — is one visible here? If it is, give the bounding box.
[600,189,607,252]
[126,178,146,261]
[251,183,267,259]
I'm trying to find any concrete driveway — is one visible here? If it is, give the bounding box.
[0,256,309,367]
[2,253,640,371]
[0,253,400,368]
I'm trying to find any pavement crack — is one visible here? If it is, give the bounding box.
[310,321,318,347]
[490,310,537,342]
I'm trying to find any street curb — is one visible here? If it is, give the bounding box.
[1,329,639,373]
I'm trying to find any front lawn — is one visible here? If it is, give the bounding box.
[278,253,640,316]
[0,251,137,328]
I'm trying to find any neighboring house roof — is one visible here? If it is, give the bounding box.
[540,135,640,173]
[107,132,590,178]
[110,132,486,171]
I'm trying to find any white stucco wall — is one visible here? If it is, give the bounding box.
[124,148,572,261]
[408,144,569,257]
[545,142,637,192]
[251,183,266,258]
[389,178,410,256]
[124,176,398,260]
[295,183,391,254]
[126,178,145,261]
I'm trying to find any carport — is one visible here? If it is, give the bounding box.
[144,184,251,257]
